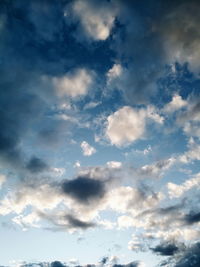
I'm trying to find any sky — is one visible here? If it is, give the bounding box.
[0,0,200,267]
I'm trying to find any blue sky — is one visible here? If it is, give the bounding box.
[0,0,200,267]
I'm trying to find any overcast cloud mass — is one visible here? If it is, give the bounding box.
[0,0,200,267]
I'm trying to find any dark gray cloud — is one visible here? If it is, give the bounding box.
[100,257,109,265]
[173,243,200,267]
[61,176,105,204]
[151,242,179,256]
[160,242,200,267]
[65,214,96,229]
[183,212,200,225]
[26,156,49,173]
[113,261,141,267]
[51,261,67,267]
[38,211,96,231]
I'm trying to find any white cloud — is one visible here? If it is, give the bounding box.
[106,106,163,146]
[107,64,122,83]
[12,212,40,230]
[139,157,176,178]
[81,141,96,156]
[106,106,146,146]
[53,68,93,98]
[74,161,81,168]
[128,235,146,251]
[106,161,122,169]
[178,140,200,163]
[118,215,134,228]
[146,106,164,124]
[168,172,200,198]
[163,94,187,113]
[84,101,101,110]
[143,145,152,155]
[106,186,162,215]
[72,0,116,41]
[0,183,63,216]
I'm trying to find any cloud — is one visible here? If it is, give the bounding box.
[0,181,62,216]
[51,262,66,267]
[168,172,200,198]
[26,157,49,173]
[183,212,200,225]
[106,106,163,146]
[65,214,96,229]
[162,242,200,267]
[151,242,179,256]
[139,157,175,178]
[106,106,146,146]
[53,68,93,98]
[163,94,187,113]
[61,176,105,204]
[0,260,145,267]
[106,161,122,169]
[0,174,6,188]
[176,98,200,138]
[113,261,144,267]
[39,211,96,231]
[107,64,123,84]
[160,1,200,74]
[81,141,96,156]
[70,0,117,41]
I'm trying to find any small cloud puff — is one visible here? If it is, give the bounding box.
[53,69,93,98]
[81,141,96,156]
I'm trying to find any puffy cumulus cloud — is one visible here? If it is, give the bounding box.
[106,106,146,146]
[106,106,163,146]
[12,212,41,230]
[163,94,187,113]
[81,141,96,156]
[53,69,93,98]
[0,181,63,216]
[107,185,163,216]
[70,0,117,41]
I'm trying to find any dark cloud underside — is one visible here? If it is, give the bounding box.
[61,176,105,203]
